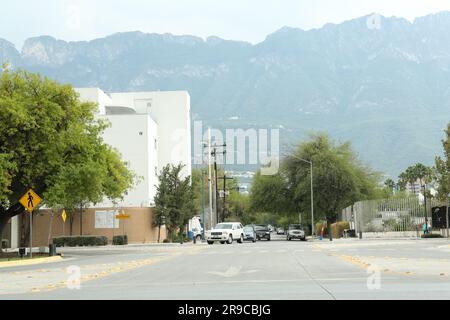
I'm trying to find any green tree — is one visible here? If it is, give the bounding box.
[380,178,396,198]
[249,171,294,217]
[284,133,381,230]
[399,163,433,194]
[435,124,450,200]
[0,68,134,241]
[153,164,196,241]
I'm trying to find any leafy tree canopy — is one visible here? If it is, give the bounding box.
[0,68,134,236]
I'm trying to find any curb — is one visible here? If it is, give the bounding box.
[0,256,63,269]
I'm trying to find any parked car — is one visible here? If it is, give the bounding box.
[255,224,271,241]
[243,225,257,243]
[276,227,285,235]
[205,222,244,245]
[287,224,306,241]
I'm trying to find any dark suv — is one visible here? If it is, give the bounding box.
[254,224,271,241]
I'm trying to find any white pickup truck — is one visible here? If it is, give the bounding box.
[206,222,244,245]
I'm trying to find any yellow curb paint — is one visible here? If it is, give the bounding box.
[0,256,63,268]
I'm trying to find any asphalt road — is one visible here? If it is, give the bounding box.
[1,236,450,300]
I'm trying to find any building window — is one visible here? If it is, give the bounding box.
[154,139,157,150]
[155,166,158,177]
[139,132,143,136]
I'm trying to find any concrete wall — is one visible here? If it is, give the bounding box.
[109,91,192,179]
[96,114,158,208]
[75,88,111,115]
[30,208,167,247]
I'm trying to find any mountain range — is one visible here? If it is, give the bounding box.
[2,12,450,177]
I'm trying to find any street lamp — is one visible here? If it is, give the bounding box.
[289,155,314,237]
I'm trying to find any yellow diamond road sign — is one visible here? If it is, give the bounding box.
[19,189,42,213]
[61,209,67,223]
[116,212,131,220]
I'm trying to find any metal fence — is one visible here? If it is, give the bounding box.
[341,197,445,233]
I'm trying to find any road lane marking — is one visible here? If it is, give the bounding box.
[208,266,260,278]
[18,246,207,295]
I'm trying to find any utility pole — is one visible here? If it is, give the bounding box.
[290,155,315,237]
[423,184,428,233]
[219,174,234,222]
[207,129,213,229]
[200,140,208,239]
[211,143,227,224]
[214,160,219,224]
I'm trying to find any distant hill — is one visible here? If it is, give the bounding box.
[2,12,450,177]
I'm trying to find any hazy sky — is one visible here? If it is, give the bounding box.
[2,0,450,48]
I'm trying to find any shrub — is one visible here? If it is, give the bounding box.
[113,235,128,245]
[421,233,444,239]
[53,236,108,247]
[331,222,350,239]
[315,221,329,236]
[365,222,383,232]
[171,232,189,243]
[162,239,170,243]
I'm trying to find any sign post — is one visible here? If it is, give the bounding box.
[29,212,32,258]
[116,212,131,236]
[19,189,42,258]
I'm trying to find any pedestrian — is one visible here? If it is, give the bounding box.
[427,220,432,234]
[422,221,427,235]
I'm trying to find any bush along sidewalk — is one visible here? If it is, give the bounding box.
[421,233,444,239]
[53,236,108,247]
[113,235,128,245]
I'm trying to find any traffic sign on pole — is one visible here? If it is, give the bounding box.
[19,189,42,259]
[19,189,42,213]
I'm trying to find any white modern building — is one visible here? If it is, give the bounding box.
[75,88,192,208]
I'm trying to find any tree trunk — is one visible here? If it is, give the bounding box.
[157,224,161,243]
[69,210,74,236]
[0,203,26,245]
[167,228,173,242]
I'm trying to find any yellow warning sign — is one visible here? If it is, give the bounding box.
[116,212,131,220]
[61,209,67,223]
[19,189,42,213]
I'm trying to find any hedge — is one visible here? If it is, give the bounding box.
[315,222,329,237]
[53,236,108,247]
[421,233,444,239]
[331,222,350,239]
[316,221,350,238]
[113,235,128,245]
